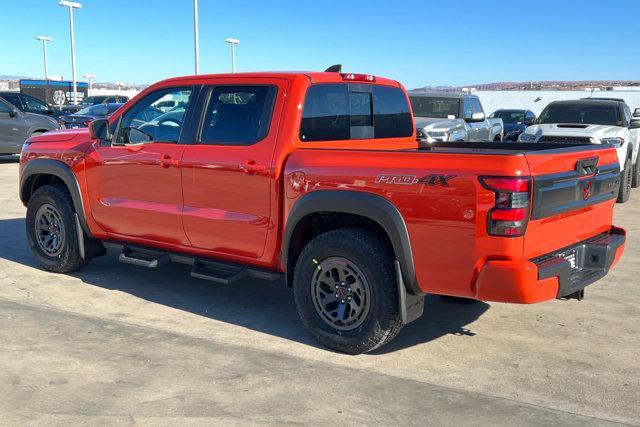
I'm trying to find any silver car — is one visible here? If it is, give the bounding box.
[0,97,60,154]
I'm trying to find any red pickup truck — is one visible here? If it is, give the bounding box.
[19,70,626,354]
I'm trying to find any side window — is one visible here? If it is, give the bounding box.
[463,97,473,119]
[471,97,483,114]
[0,100,12,113]
[23,95,50,113]
[372,86,413,138]
[116,87,192,145]
[199,85,277,146]
[2,94,23,110]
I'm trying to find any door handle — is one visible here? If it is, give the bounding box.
[241,161,267,173]
[159,155,180,168]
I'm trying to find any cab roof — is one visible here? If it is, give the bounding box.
[156,71,402,88]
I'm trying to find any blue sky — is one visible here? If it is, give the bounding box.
[1,0,638,89]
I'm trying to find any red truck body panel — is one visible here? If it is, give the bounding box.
[19,71,625,305]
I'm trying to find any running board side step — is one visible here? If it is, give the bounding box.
[190,258,247,284]
[118,245,169,268]
[105,242,283,284]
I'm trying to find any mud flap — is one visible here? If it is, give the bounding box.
[395,260,424,324]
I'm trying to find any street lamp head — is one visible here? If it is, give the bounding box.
[59,0,82,8]
[36,35,53,42]
[225,38,240,45]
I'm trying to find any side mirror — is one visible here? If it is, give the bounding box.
[524,117,535,126]
[465,112,485,122]
[630,119,640,129]
[634,108,640,118]
[9,108,18,118]
[89,119,112,141]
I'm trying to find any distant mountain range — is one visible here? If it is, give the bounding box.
[412,80,640,92]
[3,74,639,92]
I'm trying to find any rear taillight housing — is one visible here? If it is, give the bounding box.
[479,176,531,237]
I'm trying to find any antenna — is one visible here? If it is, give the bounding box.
[324,64,342,73]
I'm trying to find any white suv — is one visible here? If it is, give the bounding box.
[519,98,640,203]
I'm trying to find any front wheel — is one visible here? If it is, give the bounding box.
[293,228,403,354]
[26,185,90,273]
[617,158,632,203]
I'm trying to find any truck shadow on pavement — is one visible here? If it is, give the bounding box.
[0,155,19,164]
[0,217,490,353]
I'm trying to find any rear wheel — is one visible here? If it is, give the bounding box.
[632,158,640,189]
[617,158,632,203]
[26,185,90,273]
[293,228,403,354]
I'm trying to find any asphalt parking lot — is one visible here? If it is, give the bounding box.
[0,155,638,426]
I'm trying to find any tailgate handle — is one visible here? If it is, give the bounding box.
[576,157,599,176]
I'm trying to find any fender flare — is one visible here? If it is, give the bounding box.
[20,158,94,239]
[283,190,422,295]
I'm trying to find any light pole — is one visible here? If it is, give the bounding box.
[59,1,82,105]
[193,0,199,74]
[35,36,53,79]
[225,38,240,73]
[83,74,96,95]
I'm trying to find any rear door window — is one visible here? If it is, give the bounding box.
[300,83,412,141]
[199,85,278,146]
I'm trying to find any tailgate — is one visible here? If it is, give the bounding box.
[523,145,620,260]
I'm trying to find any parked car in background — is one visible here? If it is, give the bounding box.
[0,97,59,154]
[0,91,65,119]
[409,92,503,143]
[490,109,536,141]
[61,95,130,113]
[58,103,124,129]
[519,99,640,202]
[19,70,626,354]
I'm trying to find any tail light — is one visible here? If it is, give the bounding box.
[341,73,376,82]
[479,176,531,237]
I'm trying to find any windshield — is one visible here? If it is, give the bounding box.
[409,96,460,119]
[490,110,525,124]
[79,96,105,106]
[538,103,621,126]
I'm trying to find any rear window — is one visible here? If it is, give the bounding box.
[300,84,413,142]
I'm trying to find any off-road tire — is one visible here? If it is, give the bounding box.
[632,158,640,189]
[293,228,403,354]
[26,185,90,273]
[617,158,632,203]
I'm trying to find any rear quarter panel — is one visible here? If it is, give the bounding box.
[284,148,532,297]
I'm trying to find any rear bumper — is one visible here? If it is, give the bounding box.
[474,226,626,303]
